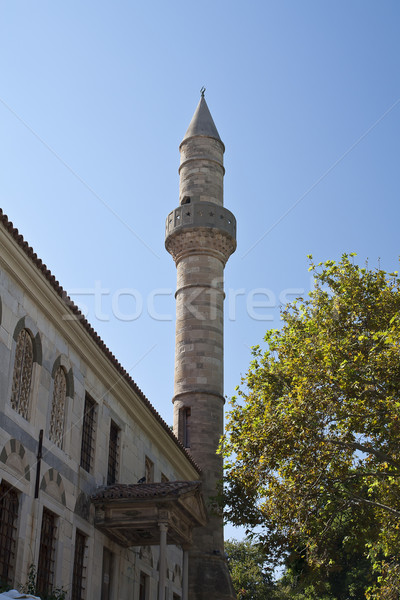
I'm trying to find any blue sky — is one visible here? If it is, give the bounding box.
[1,1,399,540]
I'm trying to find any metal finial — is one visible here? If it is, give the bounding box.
[200,86,206,98]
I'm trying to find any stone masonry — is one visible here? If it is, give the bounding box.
[165,95,237,599]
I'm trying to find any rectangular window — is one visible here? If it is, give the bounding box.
[37,508,57,598]
[0,481,19,587]
[107,421,120,485]
[139,572,148,600]
[101,547,113,600]
[80,394,96,472]
[145,456,154,483]
[180,407,191,448]
[71,530,87,600]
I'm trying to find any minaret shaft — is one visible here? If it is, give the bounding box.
[166,96,236,599]
[179,137,225,207]
[174,255,224,398]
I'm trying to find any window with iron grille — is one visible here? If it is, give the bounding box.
[107,421,120,485]
[71,530,87,600]
[10,328,33,420]
[80,394,96,472]
[49,366,67,449]
[37,508,56,598]
[0,481,19,587]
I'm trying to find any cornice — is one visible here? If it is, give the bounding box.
[165,226,236,266]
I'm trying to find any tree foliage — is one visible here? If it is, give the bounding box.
[221,255,400,599]
[225,537,277,599]
[276,523,376,600]
[225,532,374,600]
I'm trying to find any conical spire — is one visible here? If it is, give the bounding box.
[182,93,222,143]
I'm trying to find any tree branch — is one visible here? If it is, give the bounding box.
[340,471,395,481]
[326,438,400,469]
[350,496,400,519]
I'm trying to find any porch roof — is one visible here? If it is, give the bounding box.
[91,481,207,547]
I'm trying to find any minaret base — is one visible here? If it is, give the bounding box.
[188,551,236,600]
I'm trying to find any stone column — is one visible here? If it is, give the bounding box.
[158,522,168,600]
[182,548,189,600]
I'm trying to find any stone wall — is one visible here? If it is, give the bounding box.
[0,263,190,599]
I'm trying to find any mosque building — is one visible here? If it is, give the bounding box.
[0,94,236,600]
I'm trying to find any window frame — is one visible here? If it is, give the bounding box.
[71,529,87,600]
[107,420,120,486]
[179,406,191,448]
[80,394,97,473]
[0,480,19,587]
[10,328,34,420]
[36,507,57,598]
[101,546,114,600]
[145,456,154,483]
[139,571,149,600]
[49,366,67,449]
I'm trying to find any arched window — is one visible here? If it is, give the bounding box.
[10,328,33,419]
[49,367,67,449]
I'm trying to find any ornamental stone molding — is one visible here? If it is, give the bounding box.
[0,438,30,482]
[40,467,66,506]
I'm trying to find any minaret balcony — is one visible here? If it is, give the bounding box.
[165,200,236,241]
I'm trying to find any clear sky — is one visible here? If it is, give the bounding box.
[1,1,399,540]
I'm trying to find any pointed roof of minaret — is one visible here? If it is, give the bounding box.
[182,92,222,143]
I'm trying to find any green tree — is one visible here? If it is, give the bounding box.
[225,537,277,599]
[275,520,376,600]
[221,255,400,599]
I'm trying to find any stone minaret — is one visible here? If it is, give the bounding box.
[165,93,237,599]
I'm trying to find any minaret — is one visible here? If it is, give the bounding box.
[165,92,237,599]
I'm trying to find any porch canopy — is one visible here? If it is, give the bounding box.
[91,481,207,547]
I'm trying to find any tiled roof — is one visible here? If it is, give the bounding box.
[92,480,201,501]
[0,209,201,474]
